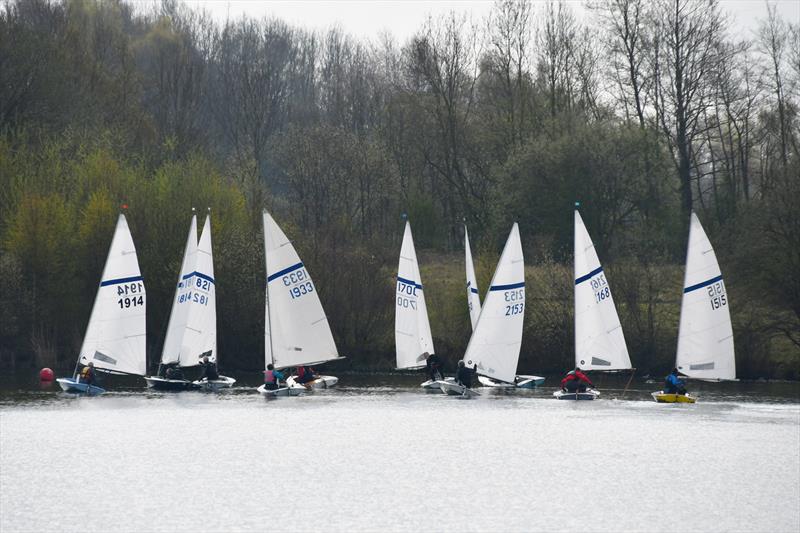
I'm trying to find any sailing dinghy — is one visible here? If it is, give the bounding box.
[57,213,147,394]
[261,211,343,392]
[555,210,631,400]
[464,226,544,389]
[145,212,234,391]
[440,223,526,397]
[394,221,452,391]
[652,213,735,403]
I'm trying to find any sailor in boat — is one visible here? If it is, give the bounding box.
[561,367,594,393]
[424,352,445,381]
[296,365,316,385]
[456,360,477,389]
[164,364,185,381]
[198,356,220,381]
[79,362,96,386]
[263,364,285,390]
[664,368,688,396]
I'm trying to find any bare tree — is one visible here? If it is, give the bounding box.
[649,0,728,216]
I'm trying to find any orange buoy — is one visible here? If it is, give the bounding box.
[39,367,55,381]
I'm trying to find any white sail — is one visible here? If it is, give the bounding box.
[675,213,735,380]
[395,221,435,370]
[574,210,631,371]
[461,223,525,384]
[160,215,198,366]
[465,226,482,330]
[263,211,341,369]
[78,214,147,376]
[177,214,217,367]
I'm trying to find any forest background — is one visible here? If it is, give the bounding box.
[0,0,798,378]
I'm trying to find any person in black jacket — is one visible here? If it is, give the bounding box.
[198,356,219,381]
[425,352,445,381]
[456,360,477,389]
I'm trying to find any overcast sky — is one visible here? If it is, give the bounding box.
[182,0,800,43]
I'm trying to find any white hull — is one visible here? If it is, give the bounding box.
[421,377,454,391]
[553,388,600,401]
[144,376,198,390]
[257,384,305,397]
[478,375,545,388]
[437,380,480,398]
[286,375,338,390]
[193,375,236,391]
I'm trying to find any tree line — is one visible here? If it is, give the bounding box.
[0,0,797,378]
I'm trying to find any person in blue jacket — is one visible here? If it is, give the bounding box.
[665,368,687,395]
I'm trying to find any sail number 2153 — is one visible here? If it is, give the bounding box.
[504,289,524,316]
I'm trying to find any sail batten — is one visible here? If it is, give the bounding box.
[574,211,631,371]
[395,222,435,370]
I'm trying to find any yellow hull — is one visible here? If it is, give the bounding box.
[652,391,696,404]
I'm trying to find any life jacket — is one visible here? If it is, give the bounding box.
[80,367,92,381]
[265,370,276,384]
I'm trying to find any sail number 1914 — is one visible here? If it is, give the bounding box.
[116,282,144,309]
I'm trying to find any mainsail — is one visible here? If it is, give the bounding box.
[574,210,631,371]
[161,214,199,366]
[78,214,147,376]
[179,213,217,366]
[263,211,341,369]
[461,223,525,384]
[465,226,482,330]
[395,221,435,370]
[675,213,735,380]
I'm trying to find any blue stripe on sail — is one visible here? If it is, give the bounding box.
[470,287,479,294]
[100,275,143,287]
[490,282,525,291]
[575,266,603,285]
[267,262,304,283]
[398,276,423,289]
[181,271,215,284]
[684,275,723,294]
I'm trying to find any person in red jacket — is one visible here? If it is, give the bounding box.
[561,367,594,392]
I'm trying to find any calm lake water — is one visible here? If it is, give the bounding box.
[1,373,798,532]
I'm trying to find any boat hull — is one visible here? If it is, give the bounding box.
[257,384,305,397]
[56,377,105,395]
[421,377,453,391]
[144,376,199,391]
[286,375,338,390]
[193,376,236,391]
[478,375,545,388]
[553,389,600,400]
[652,391,696,403]
[437,380,480,398]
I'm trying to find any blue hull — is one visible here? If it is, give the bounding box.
[56,378,105,395]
